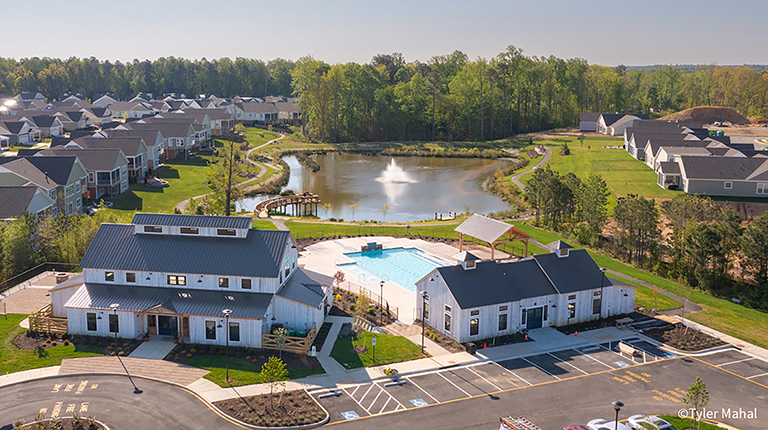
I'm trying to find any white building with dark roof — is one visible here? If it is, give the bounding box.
[415,242,635,343]
[50,213,333,348]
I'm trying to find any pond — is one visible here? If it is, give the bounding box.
[238,153,511,223]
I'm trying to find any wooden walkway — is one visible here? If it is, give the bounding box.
[254,193,321,217]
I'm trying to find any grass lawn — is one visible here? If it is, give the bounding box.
[0,314,102,375]
[516,223,768,349]
[517,136,678,212]
[330,331,423,369]
[608,274,682,311]
[185,354,323,388]
[658,415,722,430]
[252,219,278,230]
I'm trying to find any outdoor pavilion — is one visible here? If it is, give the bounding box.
[455,214,531,259]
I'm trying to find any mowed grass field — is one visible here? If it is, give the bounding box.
[518,135,678,211]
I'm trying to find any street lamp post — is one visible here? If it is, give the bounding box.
[421,292,428,355]
[222,309,232,384]
[379,280,384,326]
[600,267,607,318]
[612,400,624,430]
[109,303,120,347]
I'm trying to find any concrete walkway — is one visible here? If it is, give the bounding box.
[58,356,209,386]
[129,337,177,359]
[510,146,551,192]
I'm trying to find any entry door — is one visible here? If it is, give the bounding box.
[527,307,543,329]
[158,315,179,336]
[147,315,157,335]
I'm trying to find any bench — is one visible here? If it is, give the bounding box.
[615,317,634,330]
[618,342,639,357]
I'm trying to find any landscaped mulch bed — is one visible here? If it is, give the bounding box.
[13,332,141,356]
[14,415,106,429]
[412,321,466,353]
[165,343,322,372]
[466,331,533,350]
[214,389,325,427]
[329,289,397,326]
[642,323,726,351]
[554,312,650,335]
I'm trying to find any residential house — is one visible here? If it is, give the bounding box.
[596,113,650,136]
[16,92,46,101]
[276,100,300,125]
[119,121,195,159]
[93,94,119,108]
[68,137,148,182]
[40,147,129,198]
[579,113,601,132]
[0,186,55,221]
[0,120,38,144]
[50,213,333,347]
[236,102,279,125]
[16,115,64,137]
[109,102,155,119]
[99,128,165,170]
[416,243,635,344]
[0,155,87,217]
[677,156,768,197]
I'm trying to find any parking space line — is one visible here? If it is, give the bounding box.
[341,386,372,415]
[437,372,473,397]
[467,366,502,391]
[367,388,384,411]
[492,362,533,386]
[359,384,376,404]
[404,376,441,404]
[348,385,360,397]
[720,357,755,367]
[598,342,635,362]
[548,352,589,375]
[522,356,561,380]
[747,371,768,379]
[573,348,615,369]
[378,396,391,414]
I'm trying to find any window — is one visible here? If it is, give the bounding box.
[445,305,452,313]
[466,260,475,268]
[444,313,451,332]
[593,291,601,297]
[423,302,429,320]
[724,182,733,190]
[241,279,252,289]
[144,225,162,233]
[521,309,527,325]
[68,202,73,215]
[105,271,114,282]
[109,314,119,333]
[470,318,479,336]
[49,188,57,199]
[66,184,75,197]
[75,181,81,193]
[499,305,508,311]
[543,305,548,321]
[568,294,576,300]
[168,275,186,285]
[88,172,95,183]
[205,321,216,340]
[87,313,97,331]
[593,298,602,315]
[567,302,576,319]
[229,322,240,342]
[76,198,82,209]
[558,249,569,257]
[470,310,480,316]
[180,227,199,234]
[126,273,136,283]
[499,313,508,331]
[219,277,229,288]
[758,183,768,195]
[217,229,236,236]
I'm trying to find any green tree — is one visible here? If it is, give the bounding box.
[1,213,39,279]
[272,327,288,359]
[260,356,288,408]
[576,174,610,245]
[321,202,331,219]
[683,376,710,430]
[614,195,660,266]
[206,139,244,216]
[740,212,768,287]
[348,204,359,221]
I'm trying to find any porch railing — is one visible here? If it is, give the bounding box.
[261,323,317,355]
[29,304,68,334]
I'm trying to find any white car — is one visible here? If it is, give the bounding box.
[587,418,633,430]
[626,415,678,430]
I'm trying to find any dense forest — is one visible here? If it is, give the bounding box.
[2,46,768,142]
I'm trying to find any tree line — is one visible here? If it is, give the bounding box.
[3,50,768,142]
[526,170,768,309]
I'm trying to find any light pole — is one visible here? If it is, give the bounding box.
[600,267,607,318]
[612,400,624,430]
[421,292,428,355]
[109,303,119,347]
[222,308,232,384]
[379,280,384,325]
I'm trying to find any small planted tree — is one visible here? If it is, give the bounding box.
[380,204,391,222]
[321,202,331,219]
[260,356,289,407]
[273,327,288,358]
[348,204,359,221]
[683,376,710,430]
[333,270,345,286]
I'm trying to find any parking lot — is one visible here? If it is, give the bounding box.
[310,337,676,424]
[695,349,768,385]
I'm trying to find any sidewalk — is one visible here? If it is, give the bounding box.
[659,315,768,362]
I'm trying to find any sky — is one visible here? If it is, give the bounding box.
[3,0,768,67]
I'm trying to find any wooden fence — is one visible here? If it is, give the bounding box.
[30,304,68,334]
[261,323,317,355]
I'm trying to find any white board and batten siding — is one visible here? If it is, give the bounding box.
[66,307,144,339]
[270,296,324,333]
[188,316,262,348]
[82,268,280,294]
[50,284,83,318]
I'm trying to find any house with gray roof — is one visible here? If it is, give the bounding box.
[415,243,634,343]
[677,156,768,197]
[99,128,165,170]
[0,186,55,221]
[0,155,87,217]
[50,213,332,348]
[40,147,129,198]
[119,120,195,159]
[69,137,148,182]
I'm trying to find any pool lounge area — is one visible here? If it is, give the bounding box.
[338,247,451,292]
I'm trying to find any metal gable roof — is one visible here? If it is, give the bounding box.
[65,283,272,320]
[532,249,608,294]
[276,268,331,308]
[131,213,252,229]
[79,224,291,278]
[455,214,529,244]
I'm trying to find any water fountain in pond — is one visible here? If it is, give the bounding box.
[376,158,417,183]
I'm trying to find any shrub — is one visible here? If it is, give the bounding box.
[367,308,376,316]
[252,358,259,364]
[186,353,192,358]
[349,304,356,312]
[64,340,69,346]
[248,348,256,356]
[190,348,197,354]
[235,351,243,358]
[180,350,187,355]
[106,346,113,351]
[123,342,130,348]
[51,341,57,346]
[246,356,251,361]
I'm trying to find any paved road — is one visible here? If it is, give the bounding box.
[510,147,551,192]
[174,133,285,212]
[1,374,239,430]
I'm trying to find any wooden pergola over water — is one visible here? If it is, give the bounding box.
[455,214,531,259]
[254,193,321,218]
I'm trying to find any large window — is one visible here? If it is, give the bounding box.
[470,318,479,336]
[126,273,136,283]
[144,225,162,233]
[498,313,508,331]
[109,314,119,333]
[241,279,252,289]
[87,313,97,331]
[219,278,229,288]
[567,302,576,319]
[205,321,216,340]
[229,322,240,342]
[168,275,186,285]
[521,309,527,325]
[758,183,768,195]
[180,227,199,234]
[217,229,236,236]
[105,271,114,282]
[593,298,602,315]
[444,313,451,332]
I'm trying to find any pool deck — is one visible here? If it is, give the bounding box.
[299,236,511,324]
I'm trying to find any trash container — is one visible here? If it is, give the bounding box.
[466,342,477,355]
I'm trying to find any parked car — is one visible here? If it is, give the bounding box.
[626,415,678,430]
[565,426,588,430]
[587,419,633,430]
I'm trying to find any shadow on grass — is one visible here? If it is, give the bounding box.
[108,190,143,211]
[329,335,364,369]
[156,166,181,179]
[35,346,49,358]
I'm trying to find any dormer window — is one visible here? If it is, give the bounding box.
[217,229,236,236]
[464,260,476,270]
[558,249,570,258]
[144,225,162,233]
[180,227,199,234]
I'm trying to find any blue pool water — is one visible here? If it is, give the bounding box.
[339,248,448,291]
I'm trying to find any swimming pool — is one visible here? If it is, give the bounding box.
[338,247,449,291]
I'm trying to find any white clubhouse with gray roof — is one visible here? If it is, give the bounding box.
[51,213,333,348]
[415,242,635,344]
